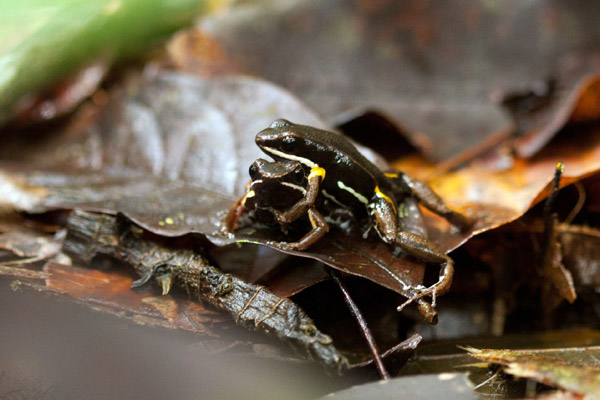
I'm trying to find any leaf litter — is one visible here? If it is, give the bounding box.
[2,5,600,394]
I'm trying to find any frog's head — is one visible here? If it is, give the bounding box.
[255,119,319,169]
[248,158,307,209]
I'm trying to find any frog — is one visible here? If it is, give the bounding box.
[225,158,330,251]
[253,119,472,308]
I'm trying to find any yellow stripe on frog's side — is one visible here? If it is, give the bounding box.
[308,166,326,181]
[384,172,399,178]
[374,185,397,215]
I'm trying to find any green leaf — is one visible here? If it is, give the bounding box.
[0,0,219,124]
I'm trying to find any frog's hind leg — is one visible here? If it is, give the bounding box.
[395,173,472,229]
[393,231,454,311]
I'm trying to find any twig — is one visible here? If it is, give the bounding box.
[63,210,348,372]
[327,268,390,380]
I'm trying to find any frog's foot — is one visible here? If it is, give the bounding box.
[393,231,454,314]
[396,258,453,311]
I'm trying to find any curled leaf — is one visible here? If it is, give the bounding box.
[465,346,600,399]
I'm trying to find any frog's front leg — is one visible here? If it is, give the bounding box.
[391,172,472,229]
[271,167,325,226]
[393,231,453,310]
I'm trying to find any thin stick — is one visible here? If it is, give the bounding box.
[540,162,564,264]
[543,162,564,221]
[327,268,390,380]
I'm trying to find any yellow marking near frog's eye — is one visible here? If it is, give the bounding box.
[240,190,255,206]
[384,172,399,178]
[308,166,326,181]
[374,185,397,215]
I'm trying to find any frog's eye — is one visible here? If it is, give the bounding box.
[249,163,259,179]
[281,135,296,152]
[293,168,305,184]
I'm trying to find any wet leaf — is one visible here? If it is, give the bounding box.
[1,72,329,237]
[400,329,600,375]
[196,0,600,161]
[256,256,329,298]
[0,71,439,315]
[465,346,600,399]
[0,260,226,336]
[230,226,429,318]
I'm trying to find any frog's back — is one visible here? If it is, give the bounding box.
[287,123,389,185]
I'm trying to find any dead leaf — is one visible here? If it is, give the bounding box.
[559,225,600,293]
[10,62,109,126]
[393,124,600,253]
[196,0,600,161]
[0,228,62,264]
[1,72,329,236]
[0,259,227,336]
[465,346,600,399]
[515,74,600,158]
[540,215,576,312]
[0,71,440,314]
[231,227,427,311]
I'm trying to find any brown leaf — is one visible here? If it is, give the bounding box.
[0,71,439,313]
[167,29,238,77]
[559,225,600,293]
[196,0,600,161]
[1,72,329,236]
[0,228,62,262]
[465,346,600,399]
[541,216,576,312]
[257,257,329,298]
[515,74,600,158]
[44,261,225,334]
[0,259,226,336]
[232,227,426,306]
[394,124,600,252]
[10,62,109,126]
